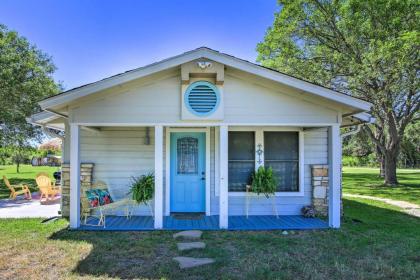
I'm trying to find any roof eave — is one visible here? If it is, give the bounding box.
[39,47,372,113]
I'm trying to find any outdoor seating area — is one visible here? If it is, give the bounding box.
[0,172,61,218]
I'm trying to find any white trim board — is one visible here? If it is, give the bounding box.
[40,48,371,112]
[165,127,211,216]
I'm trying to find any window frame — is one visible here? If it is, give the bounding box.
[227,127,304,197]
[227,131,256,192]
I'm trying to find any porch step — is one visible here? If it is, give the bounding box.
[173,230,203,240]
[173,257,215,269]
[177,242,206,251]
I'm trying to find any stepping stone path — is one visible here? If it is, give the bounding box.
[173,230,203,240]
[172,230,215,269]
[177,242,206,251]
[173,257,215,269]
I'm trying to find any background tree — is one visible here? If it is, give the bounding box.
[399,121,420,168]
[257,0,419,185]
[0,24,59,172]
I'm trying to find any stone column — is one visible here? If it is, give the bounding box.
[61,163,70,217]
[311,165,329,216]
[60,163,94,218]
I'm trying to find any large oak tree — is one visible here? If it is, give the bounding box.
[0,24,59,172]
[257,0,419,185]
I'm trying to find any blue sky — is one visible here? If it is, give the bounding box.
[1,0,279,90]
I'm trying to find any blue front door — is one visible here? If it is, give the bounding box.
[170,132,205,213]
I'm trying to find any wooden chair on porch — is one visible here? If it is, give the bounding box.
[81,181,137,227]
[2,176,32,200]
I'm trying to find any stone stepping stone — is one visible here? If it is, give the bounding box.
[177,242,206,251]
[173,257,215,269]
[173,230,202,240]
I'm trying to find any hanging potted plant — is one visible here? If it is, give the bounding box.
[129,173,155,216]
[250,166,277,198]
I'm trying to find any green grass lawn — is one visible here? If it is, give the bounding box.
[0,165,58,199]
[0,198,419,279]
[0,166,419,279]
[343,167,420,205]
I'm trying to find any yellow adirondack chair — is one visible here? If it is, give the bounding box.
[2,176,32,200]
[36,172,60,201]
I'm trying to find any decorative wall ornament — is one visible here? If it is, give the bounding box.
[256,144,263,164]
[197,61,212,69]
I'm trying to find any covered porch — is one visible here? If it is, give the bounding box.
[67,124,341,230]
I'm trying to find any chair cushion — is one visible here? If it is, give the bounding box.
[85,189,114,208]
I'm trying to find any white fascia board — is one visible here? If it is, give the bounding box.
[26,111,65,131]
[29,111,58,123]
[352,112,375,123]
[341,112,375,127]
[39,48,372,112]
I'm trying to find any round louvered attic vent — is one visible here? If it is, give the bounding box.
[184,81,220,116]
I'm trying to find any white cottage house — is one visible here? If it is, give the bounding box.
[28,47,373,230]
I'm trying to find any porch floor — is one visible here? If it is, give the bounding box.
[78,215,328,231]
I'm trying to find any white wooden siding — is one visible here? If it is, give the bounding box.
[80,127,154,215]
[70,70,339,125]
[72,74,181,124]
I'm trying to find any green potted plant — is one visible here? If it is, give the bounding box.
[129,173,154,205]
[250,166,277,198]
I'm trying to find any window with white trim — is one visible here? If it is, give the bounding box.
[264,131,299,192]
[228,131,255,192]
[227,129,301,194]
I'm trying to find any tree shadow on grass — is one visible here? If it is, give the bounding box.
[49,199,420,280]
[343,171,420,204]
[49,228,224,280]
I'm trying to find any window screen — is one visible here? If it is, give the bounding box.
[264,132,299,192]
[228,131,255,192]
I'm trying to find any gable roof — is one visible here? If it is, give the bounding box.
[39,47,371,112]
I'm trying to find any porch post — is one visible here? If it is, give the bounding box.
[154,125,164,229]
[69,124,81,229]
[219,125,229,229]
[328,125,341,228]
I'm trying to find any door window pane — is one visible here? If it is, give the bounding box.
[264,132,299,192]
[177,137,198,174]
[228,132,255,191]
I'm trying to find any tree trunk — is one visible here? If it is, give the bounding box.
[16,161,20,174]
[384,152,398,186]
[377,149,385,178]
[379,159,385,178]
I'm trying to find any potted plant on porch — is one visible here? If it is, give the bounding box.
[246,166,279,218]
[129,173,155,217]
